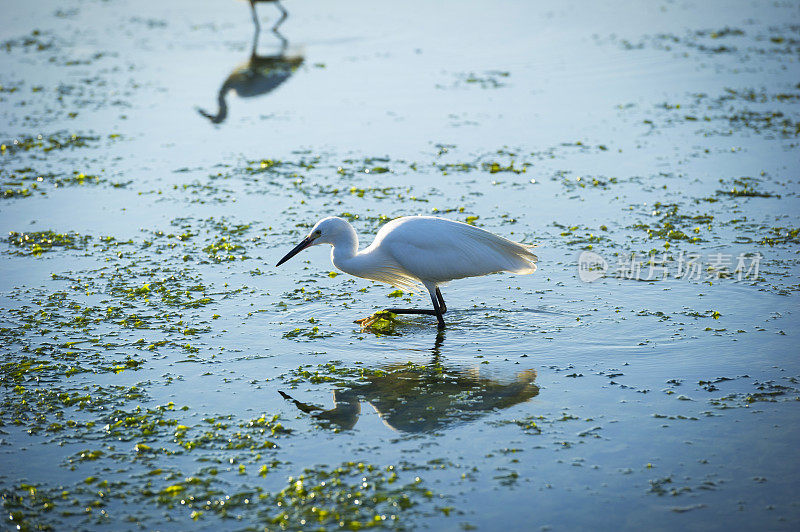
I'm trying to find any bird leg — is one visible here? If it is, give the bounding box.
[370,287,447,328]
[429,290,446,328]
[273,1,289,31]
[435,287,447,313]
[249,0,261,32]
[382,288,447,315]
[271,2,289,52]
[381,308,437,315]
[356,288,447,329]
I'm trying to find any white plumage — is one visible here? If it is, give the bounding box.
[373,216,537,283]
[276,216,538,328]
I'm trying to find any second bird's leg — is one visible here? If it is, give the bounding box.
[273,0,288,29]
[271,1,289,51]
[249,0,261,32]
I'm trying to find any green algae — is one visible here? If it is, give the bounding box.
[263,462,440,530]
[556,172,620,191]
[1,29,54,52]
[716,180,776,198]
[631,203,710,243]
[449,70,510,89]
[2,460,446,531]
[553,222,613,250]
[757,227,800,246]
[0,133,100,155]
[282,326,332,341]
[2,185,34,198]
[7,231,91,255]
[610,24,800,65]
[356,311,401,336]
[637,88,800,137]
[483,161,528,174]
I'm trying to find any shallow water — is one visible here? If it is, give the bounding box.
[1,0,799,529]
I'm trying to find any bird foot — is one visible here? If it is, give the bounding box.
[354,310,399,333]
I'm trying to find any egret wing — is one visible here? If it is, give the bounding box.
[379,217,537,284]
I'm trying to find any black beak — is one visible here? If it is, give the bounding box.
[276,235,315,267]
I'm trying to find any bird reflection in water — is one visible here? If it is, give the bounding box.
[197,0,303,124]
[279,333,540,433]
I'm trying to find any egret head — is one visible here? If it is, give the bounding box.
[275,217,352,266]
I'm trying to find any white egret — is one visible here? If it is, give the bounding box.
[276,216,538,328]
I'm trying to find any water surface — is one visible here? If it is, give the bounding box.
[1,0,799,529]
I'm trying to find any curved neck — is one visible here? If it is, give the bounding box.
[330,225,360,273]
[198,88,229,124]
[212,86,230,123]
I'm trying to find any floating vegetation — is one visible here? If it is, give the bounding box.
[356,310,401,335]
[1,29,54,52]
[553,222,613,250]
[0,133,101,155]
[715,177,778,198]
[7,230,91,255]
[757,227,800,246]
[708,380,800,409]
[553,170,619,191]
[1,461,445,530]
[1,167,122,200]
[282,326,332,341]
[631,203,710,244]
[445,70,510,89]
[607,23,800,64]
[263,462,442,529]
[483,161,528,174]
[0,82,22,94]
[2,185,33,198]
[489,411,599,450]
[202,236,247,262]
[435,161,477,174]
[634,89,800,137]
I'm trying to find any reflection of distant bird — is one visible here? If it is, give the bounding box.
[248,0,287,33]
[279,362,539,433]
[197,0,302,124]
